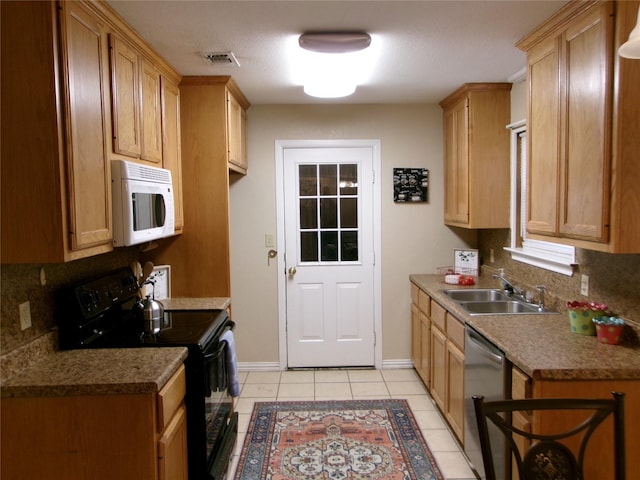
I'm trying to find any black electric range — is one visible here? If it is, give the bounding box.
[57,267,237,480]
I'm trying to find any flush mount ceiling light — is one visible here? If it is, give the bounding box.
[619,6,640,59]
[296,32,373,98]
[298,32,371,53]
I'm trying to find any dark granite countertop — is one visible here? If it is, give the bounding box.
[0,347,188,398]
[410,274,640,381]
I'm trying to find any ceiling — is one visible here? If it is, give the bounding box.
[106,0,569,105]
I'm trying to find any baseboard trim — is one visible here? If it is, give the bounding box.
[237,359,413,372]
[238,362,281,372]
[381,359,413,369]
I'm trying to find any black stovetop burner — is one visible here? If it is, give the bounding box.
[57,267,228,351]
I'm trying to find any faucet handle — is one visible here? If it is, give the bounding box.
[535,285,547,309]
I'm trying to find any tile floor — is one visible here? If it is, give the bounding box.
[227,368,477,480]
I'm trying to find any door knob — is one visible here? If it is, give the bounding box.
[288,266,297,277]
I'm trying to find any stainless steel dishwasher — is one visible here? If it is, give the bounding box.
[464,325,510,480]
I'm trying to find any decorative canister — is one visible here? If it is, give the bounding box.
[566,301,608,336]
[592,316,625,345]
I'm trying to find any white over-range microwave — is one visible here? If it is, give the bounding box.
[111,159,175,247]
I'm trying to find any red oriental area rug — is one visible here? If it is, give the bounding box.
[234,399,444,480]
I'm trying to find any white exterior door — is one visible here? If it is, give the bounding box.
[277,141,380,368]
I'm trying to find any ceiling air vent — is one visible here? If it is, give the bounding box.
[203,51,240,67]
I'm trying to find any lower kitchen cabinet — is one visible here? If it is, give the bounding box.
[510,365,639,480]
[1,365,188,480]
[410,281,465,443]
[411,283,431,386]
[445,312,465,442]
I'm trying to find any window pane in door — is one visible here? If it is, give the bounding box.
[340,198,357,228]
[300,231,318,262]
[320,198,337,228]
[319,165,337,195]
[341,231,358,261]
[299,165,317,196]
[321,231,338,261]
[340,164,358,195]
[300,199,317,229]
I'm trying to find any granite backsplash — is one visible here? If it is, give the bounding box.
[478,229,640,322]
[1,248,141,357]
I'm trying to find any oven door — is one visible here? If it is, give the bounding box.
[203,329,237,479]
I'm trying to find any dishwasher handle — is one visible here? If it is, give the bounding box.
[466,327,504,366]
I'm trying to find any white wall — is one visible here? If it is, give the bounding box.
[229,104,476,366]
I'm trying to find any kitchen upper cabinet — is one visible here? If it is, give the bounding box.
[109,34,163,164]
[1,0,113,263]
[227,89,248,173]
[161,77,184,233]
[148,76,250,297]
[439,83,512,229]
[518,0,640,253]
[1,0,182,264]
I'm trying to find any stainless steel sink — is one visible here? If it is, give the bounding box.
[460,301,540,314]
[443,289,509,302]
[443,288,558,316]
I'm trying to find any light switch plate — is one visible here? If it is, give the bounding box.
[19,301,31,330]
[580,274,589,296]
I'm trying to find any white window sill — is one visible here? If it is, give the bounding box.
[505,240,576,276]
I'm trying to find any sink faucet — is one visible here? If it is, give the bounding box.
[491,272,522,296]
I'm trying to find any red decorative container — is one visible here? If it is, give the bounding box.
[593,316,625,345]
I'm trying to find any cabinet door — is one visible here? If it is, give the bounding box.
[430,325,447,411]
[158,404,188,480]
[559,4,612,242]
[227,90,247,172]
[419,313,431,388]
[140,58,163,163]
[161,76,183,232]
[443,97,469,225]
[511,410,532,480]
[446,341,465,442]
[411,303,421,371]
[527,36,560,236]
[62,1,113,250]
[109,35,141,158]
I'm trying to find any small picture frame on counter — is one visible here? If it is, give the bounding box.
[454,249,478,276]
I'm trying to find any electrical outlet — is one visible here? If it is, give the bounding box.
[489,248,495,263]
[265,234,276,248]
[19,301,32,330]
[580,274,590,296]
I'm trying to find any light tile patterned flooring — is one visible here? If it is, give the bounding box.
[228,368,477,480]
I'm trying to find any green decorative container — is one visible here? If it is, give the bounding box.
[568,309,597,335]
[566,301,608,336]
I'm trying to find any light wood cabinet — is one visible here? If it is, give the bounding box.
[227,89,248,173]
[1,0,182,264]
[439,83,512,229]
[410,283,431,387]
[148,76,250,297]
[430,321,447,410]
[411,283,466,443]
[1,0,113,263]
[161,76,184,233]
[510,364,639,480]
[445,312,465,442]
[0,365,188,480]
[517,0,640,253]
[109,35,163,164]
